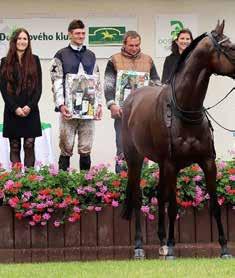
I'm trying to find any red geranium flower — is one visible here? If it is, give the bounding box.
[120,171,127,178]
[112,180,121,187]
[32,214,42,222]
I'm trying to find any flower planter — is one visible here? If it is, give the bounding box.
[0,205,234,262]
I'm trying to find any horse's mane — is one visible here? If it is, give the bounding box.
[173,32,208,76]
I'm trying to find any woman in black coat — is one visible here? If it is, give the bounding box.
[161,28,193,84]
[0,28,42,168]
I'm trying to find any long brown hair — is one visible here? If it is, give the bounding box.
[171,28,193,55]
[1,28,38,95]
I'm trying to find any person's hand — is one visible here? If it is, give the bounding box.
[110,104,122,119]
[94,105,102,120]
[15,107,26,117]
[22,105,31,116]
[60,105,72,120]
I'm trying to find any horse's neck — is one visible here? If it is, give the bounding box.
[175,51,211,111]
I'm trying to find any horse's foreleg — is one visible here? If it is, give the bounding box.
[158,162,177,259]
[134,207,145,259]
[167,190,177,259]
[121,151,144,258]
[121,156,143,220]
[200,159,232,258]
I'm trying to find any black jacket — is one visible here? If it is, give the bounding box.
[161,53,180,84]
[0,55,42,138]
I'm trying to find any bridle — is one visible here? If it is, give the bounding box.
[207,32,235,65]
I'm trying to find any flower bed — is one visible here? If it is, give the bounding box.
[0,159,234,227]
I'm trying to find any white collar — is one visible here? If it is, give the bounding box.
[70,43,83,51]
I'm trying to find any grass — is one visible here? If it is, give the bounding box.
[0,259,235,278]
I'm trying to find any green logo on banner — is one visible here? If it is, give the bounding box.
[89,27,125,46]
[170,20,184,40]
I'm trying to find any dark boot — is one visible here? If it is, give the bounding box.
[58,155,70,171]
[80,155,91,171]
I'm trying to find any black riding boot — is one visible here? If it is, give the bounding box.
[80,155,91,171]
[58,155,70,171]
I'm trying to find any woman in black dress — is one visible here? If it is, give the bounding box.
[0,28,42,168]
[161,28,193,84]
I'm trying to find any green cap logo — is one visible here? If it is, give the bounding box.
[170,20,184,40]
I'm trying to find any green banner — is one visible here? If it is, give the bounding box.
[88,26,125,46]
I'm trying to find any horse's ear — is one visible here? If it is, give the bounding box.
[215,20,225,35]
[215,20,220,32]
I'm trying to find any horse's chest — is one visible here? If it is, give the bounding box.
[172,135,209,157]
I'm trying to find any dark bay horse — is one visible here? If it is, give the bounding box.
[122,21,235,259]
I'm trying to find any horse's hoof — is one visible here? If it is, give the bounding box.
[165,255,176,260]
[159,245,168,256]
[134,248,145,260]
[221,254,233,259]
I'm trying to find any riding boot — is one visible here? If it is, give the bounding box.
[58,155,70,171]
[80,154,91,171]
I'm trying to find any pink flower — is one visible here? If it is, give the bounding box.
[68,217,76,223]
[141,206,150,214]
[68,167,76,173]
[46,200,54,206]
[96,182,103,187]
[111,200,119,207]
[96,192,104,197]
[42,213,51,220]
[54,220,61,227]
[8,197,19,208]
[23,191,32,200]
[36,203,46,210]
[41,221,47,226]
[35,161,43,167]
[49,165,59,176]
[193,175,202,182]
[148,214,155,221]
[229,175,235,181]
[84,186,95,193]
[225,185,231,192]
[205,193,210,199]
[218,197,225,206]
[29,221,36,226]
[152,170,159,179]
[87,206,94,211]
[95,206,102,212]
[4,180,14,190]
[85,172,93,181]
[25,210,33,216]
[73,206,81,213]
[58,201,68,208]
[77,188,86,195]
[217,161,227,169]
[193,185,204,207]
[151,197,158,205]
[47,208,54,213]
[100,186,107,193]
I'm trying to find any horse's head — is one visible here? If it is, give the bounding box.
[207,20,235,78]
